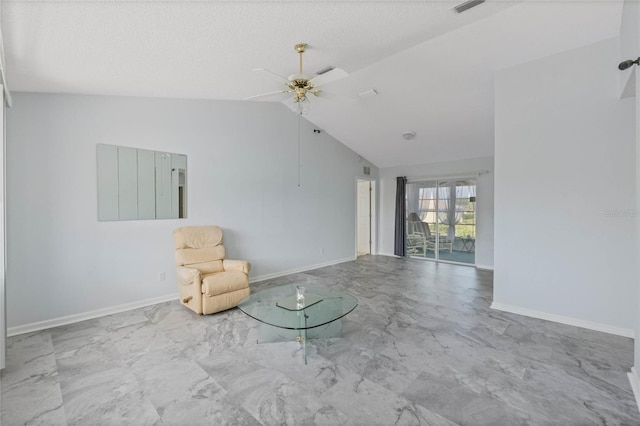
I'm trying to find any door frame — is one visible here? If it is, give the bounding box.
[1,88,6,369]
[355,177,377,257]
[406,175,477,266]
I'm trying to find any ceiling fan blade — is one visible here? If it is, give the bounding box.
[311,90,357,103]
[253,68,289,85]
[243,90,291,101]
[309,67,348,87]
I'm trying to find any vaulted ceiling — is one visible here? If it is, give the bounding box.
[1,0,624,167]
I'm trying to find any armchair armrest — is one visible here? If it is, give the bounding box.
[223,259,251,274]
[176,266,201,287]
[176,266,203,308]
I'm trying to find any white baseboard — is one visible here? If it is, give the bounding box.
[628,367,640,414]
[7,293,178,337]
[490,302,634,338]
[7,257,359,338]
[250,256,356,283]
[379,253,492,268]
[377,252,401,258]
[475,264,494,271]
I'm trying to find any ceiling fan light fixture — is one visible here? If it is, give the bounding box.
[297,96,310,115]
[248,42,349,114]
[287,95,310,115]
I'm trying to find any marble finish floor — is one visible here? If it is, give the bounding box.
[1,255,638,425]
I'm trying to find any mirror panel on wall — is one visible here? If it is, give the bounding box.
[97,144,187,221]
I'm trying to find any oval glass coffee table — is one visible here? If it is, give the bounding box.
[238,284,358,364]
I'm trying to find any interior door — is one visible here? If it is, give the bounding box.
[357,179,371,255]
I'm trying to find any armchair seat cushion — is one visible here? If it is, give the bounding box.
[202,271,249,297]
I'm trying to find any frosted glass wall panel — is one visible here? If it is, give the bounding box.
[117,146,138,220]
[96,144,119,221]
[137,149,156,220]
[155,152,172,220]
[96,144,187,221]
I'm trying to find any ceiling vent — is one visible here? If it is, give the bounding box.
[359,89,378,99]
[454,0,485,14]
[315,66,335,75]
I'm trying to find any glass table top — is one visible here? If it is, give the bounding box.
[237,283,358,330]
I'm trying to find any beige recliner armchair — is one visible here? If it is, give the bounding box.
[173,226,251,315]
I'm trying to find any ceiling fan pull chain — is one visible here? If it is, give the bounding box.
[297,112,301,187]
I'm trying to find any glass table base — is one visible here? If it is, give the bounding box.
[257,320,343,364]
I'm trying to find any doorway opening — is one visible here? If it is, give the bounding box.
[357,179,376,256]
[406,178,476,265]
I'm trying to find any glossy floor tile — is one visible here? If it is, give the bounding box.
[1,255,638,425]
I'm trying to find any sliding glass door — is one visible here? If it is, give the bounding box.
[406,178,476,265]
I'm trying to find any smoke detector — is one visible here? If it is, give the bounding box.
[402,131,416,140]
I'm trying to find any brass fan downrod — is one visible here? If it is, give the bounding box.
[289,43,314,104]
[294,43,307,74]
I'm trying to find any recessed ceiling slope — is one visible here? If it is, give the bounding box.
[0,0,625,168]
[300,1,624,168]
[1,0,519,98]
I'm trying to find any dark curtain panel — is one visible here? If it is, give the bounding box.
[394,176,407,257]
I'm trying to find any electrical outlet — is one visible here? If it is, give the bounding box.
[158,272,166,281]
[320,247,325,254]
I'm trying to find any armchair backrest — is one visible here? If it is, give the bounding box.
[413,221,432,238]
[407,212,432,238]
[174,226,226,274]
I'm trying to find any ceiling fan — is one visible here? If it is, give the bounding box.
[243,43,349,115]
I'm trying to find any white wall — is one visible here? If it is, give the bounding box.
[624,0,640,390]
[635,29,640,401]
[378,157,495,269]
[5,93,377,329]
[494,37,637,334]
[620,0,639,98]
[0,87,5,368]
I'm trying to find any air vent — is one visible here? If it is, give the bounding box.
[315,66,335,75]
[454,0,485,14]
[363,166,371,176]
[359,89,379,98]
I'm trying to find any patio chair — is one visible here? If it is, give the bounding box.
[407,212,453,253]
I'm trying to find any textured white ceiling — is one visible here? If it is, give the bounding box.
[1,0,625,167]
